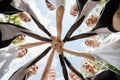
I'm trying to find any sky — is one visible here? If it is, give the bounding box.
[0,0,104,80]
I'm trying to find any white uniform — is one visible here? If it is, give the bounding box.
[8,66,29,80]
[0,24,22,40]
[8,58,34,80]
[47,0,65,9]
[10,0,40,22]
[10,0,28,12]
[0,45,18,79]
[91,32,120,71]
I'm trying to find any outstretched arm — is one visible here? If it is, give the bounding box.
[63,48,95,60]
[41,49,55,80]
[18,41,50,50]
[56,5,65,41]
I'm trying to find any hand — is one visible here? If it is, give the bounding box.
[55,41,64,54]
[51,39,64,54]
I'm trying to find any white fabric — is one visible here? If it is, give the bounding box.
[8,67,28,80]
[8,58,34,80]
[0,23,31,41]
[0,45,18,79]
[47,0,65,8]
[10,0,28,12]
[0,24,21,40]
[10,0,43,25]
[10,0,35,15]
[91,32,120,71]
[94,28,112,35]
[76,0,99,22]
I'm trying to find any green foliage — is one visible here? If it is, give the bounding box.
[0,18,3,22]
[80,59,120,77]
[95,7,99,13]
[1,14,25,44]
[4,14,22,25]
[103,34,109,39]
[93,61,107,71]
[12,40,25,44]
[104,63,120,76]
[4,14,25,44]
[99,0,108,5]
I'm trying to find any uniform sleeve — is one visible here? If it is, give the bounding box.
[48,0,65,8]
[91,50,105,61]
[6,45,19,54]
[90,49,120,61]
[0,48,8,54]
[55,0,65,8]
[10,0,28,12]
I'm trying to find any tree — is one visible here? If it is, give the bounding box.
[4,14,22,25]
[0,14,25,44]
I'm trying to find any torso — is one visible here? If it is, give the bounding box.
[0,46,18,79]
[91,32,120,71]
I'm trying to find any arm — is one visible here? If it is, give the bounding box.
[41,49,55,80]
[56,5,65,41]
[63,48,95,60]
[18,41,50,50]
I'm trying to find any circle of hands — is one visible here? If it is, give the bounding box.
[51,36,64,54]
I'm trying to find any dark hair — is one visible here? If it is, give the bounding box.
[83,61,95,68]
[24,49,28,53]
[0,31,2,41]
[86,77,92,80]
[45,0,51,4]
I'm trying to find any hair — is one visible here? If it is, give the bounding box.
[0,31,2,41]
[34,63,39,69]
[83,60,96,69]
[24,48,28,53]
[45,0,50,4]
[18,34,26,37]
[49,68,56,73]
